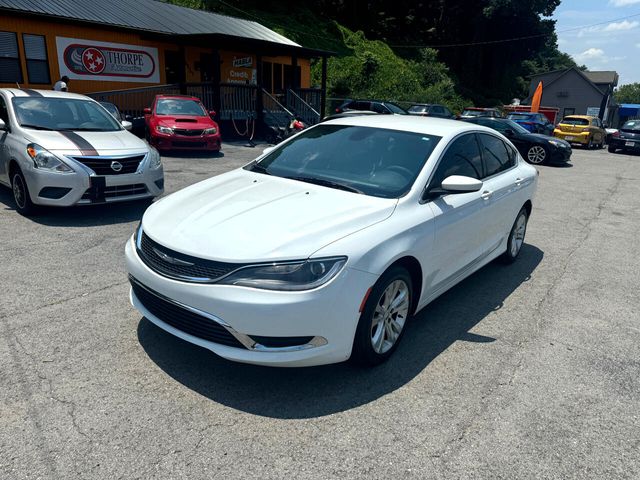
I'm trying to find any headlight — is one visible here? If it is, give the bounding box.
[147,146,162,169]
[26,144,73,173]
[156,125,173,135]
[203,127,218,135]
[548,140,562,147]
[219,257,347,291]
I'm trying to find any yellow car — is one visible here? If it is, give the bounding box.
[553,115,606,149]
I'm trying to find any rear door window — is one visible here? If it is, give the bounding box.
[478,133,514,177]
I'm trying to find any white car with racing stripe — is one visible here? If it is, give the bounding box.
[0,88,163,215]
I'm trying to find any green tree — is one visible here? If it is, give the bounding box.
[614,83,640,104]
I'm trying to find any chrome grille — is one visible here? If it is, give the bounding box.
[72,155,145,175]
[137,232,244,282]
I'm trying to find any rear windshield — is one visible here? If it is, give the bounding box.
[462,110,484,117]
[385,103,408,115]
[156,99,206,116]
[561,117,589,126]
[408,105,428,113]
[508,113,534,120]
[621,120,640,131]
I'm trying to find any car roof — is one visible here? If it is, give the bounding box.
[1,88,92,100]
[321,114,495,139]
[463,107,497,111]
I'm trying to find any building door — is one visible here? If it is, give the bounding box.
[200,53,215,83]
[165,50,182,84]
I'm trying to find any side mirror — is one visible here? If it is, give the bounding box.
[263,146,275,155]
[124,114,133,122]
[441,175,483,193]
[209,110,216,117]
[143,107,151,115]
[504,128,515,137]
[0,118,6,130]
[121,120,133,131]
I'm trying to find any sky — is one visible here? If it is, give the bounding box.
[553,0,640,86]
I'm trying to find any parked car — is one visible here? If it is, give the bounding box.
[462,117,571,165]
[608,120,640,154]
[605,126,619,144]
[553,115,605,149]
[407,103,455,119]
[506,112,554,135]
[144,95,221,153]
[0,89,163,216]
[125,116,538,367]
[459,107,502,119]
[335,99,408,115]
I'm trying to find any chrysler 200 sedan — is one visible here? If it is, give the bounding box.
[126,116,538,367]
[0,89,164,216]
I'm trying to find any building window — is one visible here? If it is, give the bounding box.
[563,108,575,117]
[23,34,50,84]
[0,31,22,83]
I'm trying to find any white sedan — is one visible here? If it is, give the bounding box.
[125,116,538,367]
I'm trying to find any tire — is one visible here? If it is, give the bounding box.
[526,145,547,164]
[11,168,36,216]
[351,266,413,366]
[608,144,616,153]
[499,207,528,264]
[586,137,593,149]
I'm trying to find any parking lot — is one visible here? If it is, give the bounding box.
[1,144,639,479]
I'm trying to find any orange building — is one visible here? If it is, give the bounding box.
[0,0,330,120]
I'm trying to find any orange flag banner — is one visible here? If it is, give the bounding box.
[531,81,543,113]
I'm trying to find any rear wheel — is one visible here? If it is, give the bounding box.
[499,207,528,264]
[526,145,547,164]
[351,266,412,366]
[11,168,36,216]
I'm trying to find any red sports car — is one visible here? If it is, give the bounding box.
[144,95,221,153]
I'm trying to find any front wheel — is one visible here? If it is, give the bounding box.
[11,169,36,216]
[608,144,617,153]
[499,207,528,264]
[351,266,413,366]
[526,145,547,164]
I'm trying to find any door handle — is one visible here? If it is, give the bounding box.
[481,190,493,200]
[515,177,523,186]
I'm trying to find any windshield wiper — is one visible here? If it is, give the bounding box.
[247,162,271,175]
[20,124,53,131]
[286,176,363,194]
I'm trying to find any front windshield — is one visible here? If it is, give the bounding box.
[100,102,121,121]
[156,99,206,116]
[246,124,441,199]
[13,97,121,132]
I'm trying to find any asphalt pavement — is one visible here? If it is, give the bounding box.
[1,144,639,479]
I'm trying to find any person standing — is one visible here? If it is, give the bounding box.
[53,76,70,92]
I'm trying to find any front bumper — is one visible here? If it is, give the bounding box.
[151,133,221,151]
[24,157,163,207]
[549,145,572,163]
[124,237,379,367]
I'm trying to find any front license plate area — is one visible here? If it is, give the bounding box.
[88,176,106,203]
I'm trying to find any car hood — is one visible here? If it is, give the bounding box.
[528,133,570,146]
[20,128,148,155]
[142,169,398,263]
[155,116,215,128]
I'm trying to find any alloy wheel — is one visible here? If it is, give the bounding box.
[510,213,527,257]
[12,174,26,209]
[370,279,410,354]
[527,145,546,164]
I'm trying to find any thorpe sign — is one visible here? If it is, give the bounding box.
[56,37,160,83]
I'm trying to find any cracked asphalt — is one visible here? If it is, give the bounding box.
[1,144,639,479]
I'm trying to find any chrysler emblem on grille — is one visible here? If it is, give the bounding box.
[110,161,123,172]
[152,247,194,266]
